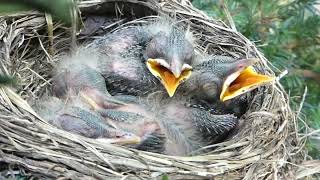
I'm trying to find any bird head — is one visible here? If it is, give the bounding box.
[145,29,194,97]
[52,51,105,98]
[186,57,274,102]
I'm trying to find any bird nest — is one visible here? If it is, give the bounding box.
[0,0,313,179]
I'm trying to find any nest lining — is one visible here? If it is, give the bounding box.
[0,0,312,179]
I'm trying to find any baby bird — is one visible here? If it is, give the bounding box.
[95,95,167,154]
[51,59,238,155]
[49,53,244,155]
[50,55,167,149]
[52,55,126,110]
[88,19,195,97]
[158,98,238,155]
[179,56,275,115]
[33,96,141,145]
[86,94,238,156]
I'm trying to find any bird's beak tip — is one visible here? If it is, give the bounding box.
[167,90,175,97]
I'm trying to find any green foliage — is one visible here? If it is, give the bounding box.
[0,2,31,14]
[306,141,320,159]
[193,0,320,157]
[0,75,16,86]
[0,0,74,25]
[162,174,169,180]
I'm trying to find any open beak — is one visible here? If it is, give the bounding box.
[220,58,275,102]
[146,58,192,97]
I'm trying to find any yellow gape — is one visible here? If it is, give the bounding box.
[147,58,192,97]
[220,66,274,101]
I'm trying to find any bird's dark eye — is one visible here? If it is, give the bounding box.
[146,38,166,59]
[146,32,168,58]
[202,83,217,98]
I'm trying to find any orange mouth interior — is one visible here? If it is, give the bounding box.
[147,60,192,97]
[220,66,274,101]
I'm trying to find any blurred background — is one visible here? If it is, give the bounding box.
[192,0,320,158]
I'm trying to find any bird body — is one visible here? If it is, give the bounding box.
[41,22,275,156]
[52,62,108,98]
[157,97,238,155]
[88,19,195,97]
[52,58,128,110]
[88,27,157,96]
[94,95,238,155]
[179,55,274,116]
[47,52,247,155]
[33,96,139,143]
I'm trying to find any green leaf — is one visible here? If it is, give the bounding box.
[0,0,75,25]
[162,174,169,180]
[0,3,32,14]
[0,75,17,86]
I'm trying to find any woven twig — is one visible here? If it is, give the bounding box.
[0,0,317,179]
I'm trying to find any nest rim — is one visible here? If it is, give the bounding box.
[0,0,312,179]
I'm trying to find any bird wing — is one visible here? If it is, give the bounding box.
[190,108,238,143]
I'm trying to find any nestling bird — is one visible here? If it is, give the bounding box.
[157,98,238,155]
[95,95,167,154]
[52,55,126,109]
[48,45,273,155]
[50,56,167,149]
[179,55,275,115]
[82,93,238,156]
[88,19,195,97]
[51,58,238,155]
[33,96,142,145]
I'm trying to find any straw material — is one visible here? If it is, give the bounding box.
[0,0,319,179]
